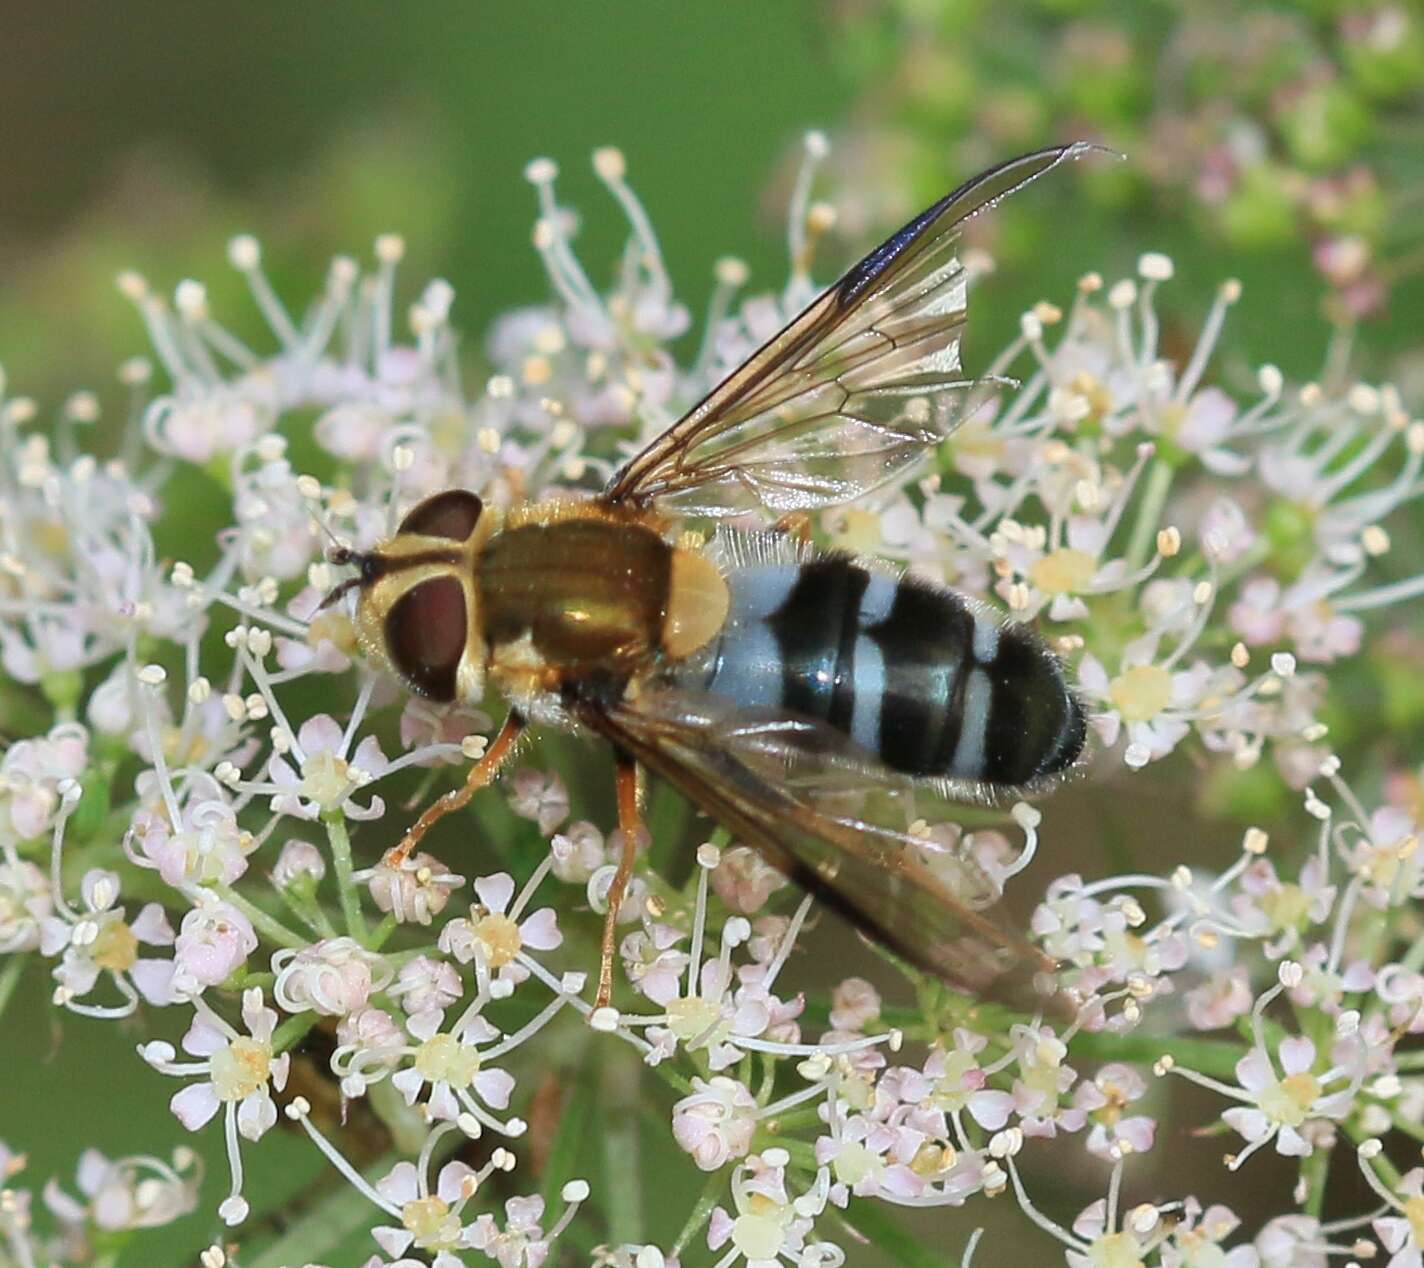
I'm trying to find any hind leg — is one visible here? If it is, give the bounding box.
[595,753,644,1011]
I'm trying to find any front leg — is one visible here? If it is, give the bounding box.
[384,711,526,867]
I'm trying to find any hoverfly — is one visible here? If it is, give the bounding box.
[327,143,1093,1012]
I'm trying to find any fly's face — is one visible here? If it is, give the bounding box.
[329,489,491,704]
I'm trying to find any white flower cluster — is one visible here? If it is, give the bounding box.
[1,134,1422,1265]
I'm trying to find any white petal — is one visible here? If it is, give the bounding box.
[437,1161,478,1203]
[1221,1107,1269,1143]
[391,1068,424,1106]
[372,1225,415,1257]
[519,907,561,951]
[1278,1036,1315,1077]
[474,1067,515,1110]
[376,1161,421,1206]
[237,1090,277,1141]
[474,872,515,915]
[1234,1048,1273,1094]
[297,714,344,755]
[130,958,175,1006]
[170,1082,222,1131]
[131,903,176,946]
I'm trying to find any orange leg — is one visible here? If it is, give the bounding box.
[384,713,525,867]
[772,511,813,547]
[502,465,528,506]
[596,754,643,1010]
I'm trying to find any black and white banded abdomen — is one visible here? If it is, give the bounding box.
[687,555,1084,788]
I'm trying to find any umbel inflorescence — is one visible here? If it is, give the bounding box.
[2,135,1423,1267]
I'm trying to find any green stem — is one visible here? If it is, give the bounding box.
[756,1107,823,1133]
[1302,1141,1332,1220]
[272,1013,318,1054]
[0,955,26,1023]
[1125,457,1174,570]
[1401,929,1424,974]
[1389,1109,1424,1145]
[213,883,307,950]
[277,885,339,941]
[644,1057,695,1097]
[323,811,369,944]
[382,944,441,967]
[368,913,398,950]
[776,1138,818,1171]
[671,1170,726,1257]
[1068,1030,1246,1081]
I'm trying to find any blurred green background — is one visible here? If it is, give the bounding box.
[2,2,1421,1264]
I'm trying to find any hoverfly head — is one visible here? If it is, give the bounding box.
[339,489,489,703]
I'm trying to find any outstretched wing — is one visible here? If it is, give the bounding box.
[601,143,1098,519]
[575,686,1063,1013]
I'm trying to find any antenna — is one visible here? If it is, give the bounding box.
[316,541,373,612]
[317,575,362,611]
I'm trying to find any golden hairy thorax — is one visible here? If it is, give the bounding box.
[351,495,730,711]
[476,500,729,698]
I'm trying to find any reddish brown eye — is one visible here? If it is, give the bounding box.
[384,577,467,701]
[398,490,483,541]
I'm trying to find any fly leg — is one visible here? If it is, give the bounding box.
[384,712,525,868]
[772,511,813,546]
[595,752,645,1011]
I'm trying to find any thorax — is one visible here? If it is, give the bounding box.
[476,502,728,718]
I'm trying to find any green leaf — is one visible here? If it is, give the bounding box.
[540,1075,596,1210]
[838,1201,958,1268]
[245,1152,399,1268]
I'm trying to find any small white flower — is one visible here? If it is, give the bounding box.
[39,867,175,1015]
[139,990,290,1225]
[170,901,257,999]
[672,1076,757,1171]
[272,936,392,1017]
[507,768,570,835]
[364,850,463,926]
[268,714,389,820]
[0,856,52,952]
[438,872,561,989]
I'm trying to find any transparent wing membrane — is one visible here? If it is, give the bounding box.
[579,686,1061,1011]
[602,143,1097,519]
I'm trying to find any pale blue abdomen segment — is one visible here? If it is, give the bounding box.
[685,555,1084,787]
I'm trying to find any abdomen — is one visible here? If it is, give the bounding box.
[688,554,1084,787]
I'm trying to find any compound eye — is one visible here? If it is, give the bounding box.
[384,577,467,701]
[398,489,483,541]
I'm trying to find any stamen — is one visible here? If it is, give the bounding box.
[762,893,812,991]
[1176,278,1240,402]
[283,1098,402,1215]
[787,131,830,288]
[687,843,717,998]
[228,235,301,348]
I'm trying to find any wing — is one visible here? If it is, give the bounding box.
[601,142,1098,519]
[575,686,1064,1014]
